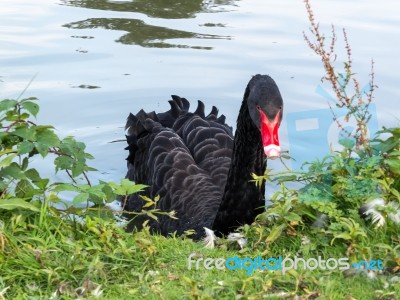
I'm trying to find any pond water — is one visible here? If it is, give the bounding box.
[1,0,399,193]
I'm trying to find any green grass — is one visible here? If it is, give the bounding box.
[2,0,399,298]
[1,209,399,299]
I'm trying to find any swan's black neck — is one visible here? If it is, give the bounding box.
[212,97,266,236]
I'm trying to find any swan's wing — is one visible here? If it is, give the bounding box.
[177,115,233,188]
[124,96,234,239]
[126,118,222,238]
[170,97,234,186]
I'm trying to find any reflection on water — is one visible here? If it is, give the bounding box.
[60,0,236,49]
[63,18,230,49]
[3,0,399,188]
[60,0,237,19]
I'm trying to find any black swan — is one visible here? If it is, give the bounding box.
[123,74,283,240]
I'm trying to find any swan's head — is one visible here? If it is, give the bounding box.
[246,74,283,159]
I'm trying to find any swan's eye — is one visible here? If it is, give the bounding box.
[256,105,261,111]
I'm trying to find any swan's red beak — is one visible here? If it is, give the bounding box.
[259,109,281,158]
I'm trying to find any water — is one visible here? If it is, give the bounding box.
[1,0,399,190]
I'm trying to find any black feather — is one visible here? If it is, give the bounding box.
[123,74,283,239]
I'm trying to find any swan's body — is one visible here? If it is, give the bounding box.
[123,74,283,239]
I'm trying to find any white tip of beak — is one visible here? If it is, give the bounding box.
[264,144,281,159]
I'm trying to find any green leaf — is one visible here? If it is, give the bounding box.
[51,183,80,193]
[0,181,7,193]
[0,153,17,168]
[33,179,49,190]
[284,212,302,222]
[331,233,352,245]
[36,128,60,148]
[101,182,116,203]
[5,110,18,121]
[59,136,75,154]
[0,198,40,212]
[143,199,155,208]
[0,99,17,112]
[21,157,29,171]
[13,125,37,140]
[54,155,74,171]
[373,243,396,251]
[20,97,38,102]
[34,127,60,157]
[388,151,400,157]
[16,179,35,198]
[47,193,61,204]
[25,168,49,189]
[85,153,95,160]
[146,211,159,221]
[71,163,84,177]
[18,141,35,155]
[21,101,40,117]
[280,153,291,160]
[385,159,400,174]
[59,136,85,155]
[391,188,400,201]
[127,184,147,195]
[86,206,116,220]
[34,142,49,158]
[19,113,30,120]
[108,179,147,196]
[339,138,355,149]
[266,224,286,244]
[376,139,398,153]
[76,184,90,192]
[273,174,298,183]
[0,162,26,180]
[0,149,17,156]
[107,182,124,195]
[72,193,90,205]
[121,179,147,194]
[88,195,104,206]
[87,185,106,199]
